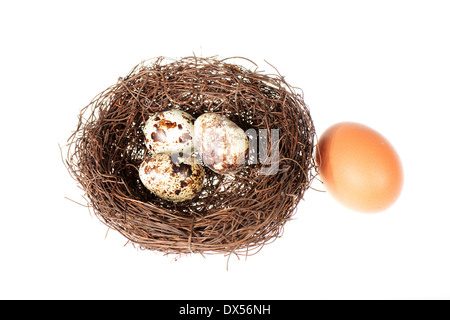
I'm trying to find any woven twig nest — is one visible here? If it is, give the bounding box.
[65,56,316,256]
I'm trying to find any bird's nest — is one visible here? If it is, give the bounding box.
[65,56,316,256]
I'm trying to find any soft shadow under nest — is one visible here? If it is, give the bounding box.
[65,56,316,256]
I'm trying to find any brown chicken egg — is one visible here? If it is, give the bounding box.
[139,153,204,202]
[193,113,249,175]
[143,109,195,155]
[316,122,403,213]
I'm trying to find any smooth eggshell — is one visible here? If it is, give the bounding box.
[139,153,204,202]
[316,122,403,213]
[193,113,249,174]
[143,109,195,155]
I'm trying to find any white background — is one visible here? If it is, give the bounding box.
[1,0,449,300]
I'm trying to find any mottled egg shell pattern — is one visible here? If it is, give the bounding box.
[194,113,249,174]
[139,153,205,202]
[143,109,195,155]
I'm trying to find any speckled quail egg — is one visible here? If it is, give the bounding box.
[143,109,195,155]
[193,113,249,174]
[139,153,204,202]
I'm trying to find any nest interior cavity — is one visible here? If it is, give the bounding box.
[65,56,316,256]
